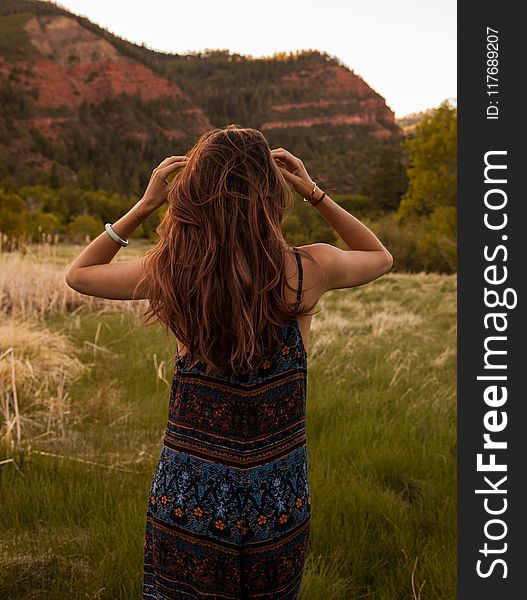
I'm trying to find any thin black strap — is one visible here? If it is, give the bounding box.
[293,247,303,309]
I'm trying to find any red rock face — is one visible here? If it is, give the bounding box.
[27,57,187,108]
[17,15,190,107]
[262,63,398,139]
[3,15,211,138]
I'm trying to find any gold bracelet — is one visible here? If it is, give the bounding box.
[302,181,317,202]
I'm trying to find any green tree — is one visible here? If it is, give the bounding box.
[398,100,456,225]
[0,188,26,235]
[49,161,60,189]
[19,184,59,212]
[67,213,102,243]
[25,210,61,241]
[396,100,457,272]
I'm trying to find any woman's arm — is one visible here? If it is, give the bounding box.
[311,193,391,253]
[271,148,393,292]
[65,199,152,300]
[65,155,188,300]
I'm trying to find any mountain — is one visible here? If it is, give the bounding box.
[0,0,405,208]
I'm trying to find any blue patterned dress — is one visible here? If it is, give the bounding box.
[143,247,311,599]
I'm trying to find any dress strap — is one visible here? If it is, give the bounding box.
[293,247,303,310]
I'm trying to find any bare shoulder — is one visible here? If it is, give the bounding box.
[296,242,393,294]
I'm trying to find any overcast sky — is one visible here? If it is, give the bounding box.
[54,0,457,117]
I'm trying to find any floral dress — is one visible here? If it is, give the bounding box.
[143,247,311,599]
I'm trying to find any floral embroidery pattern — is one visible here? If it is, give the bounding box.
[146,444,311,545]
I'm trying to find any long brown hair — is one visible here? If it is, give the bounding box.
[137,124,319,376]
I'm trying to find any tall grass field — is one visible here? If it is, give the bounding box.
[0,244,456,599]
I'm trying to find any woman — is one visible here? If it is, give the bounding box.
[66,124,393,599]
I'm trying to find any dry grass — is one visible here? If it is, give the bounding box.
[0,318,87,451]
[0,252,147,320]
[75,379,130,427]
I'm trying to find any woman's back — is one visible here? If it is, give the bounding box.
[143,247,312,598]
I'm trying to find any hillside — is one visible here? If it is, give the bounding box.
[0,0,405,206]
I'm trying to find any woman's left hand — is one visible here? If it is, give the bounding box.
[140,155,189,211]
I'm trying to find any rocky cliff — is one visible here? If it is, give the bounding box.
[261,64,395,139]
[0,12,211,138]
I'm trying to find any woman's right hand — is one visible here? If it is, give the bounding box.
[271,148,315,198]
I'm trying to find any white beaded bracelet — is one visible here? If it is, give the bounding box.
[104,223,129,247]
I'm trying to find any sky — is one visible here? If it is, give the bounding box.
[54,0,457,117]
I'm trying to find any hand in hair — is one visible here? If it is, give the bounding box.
[141,155,189,210]
[271,148,315,198]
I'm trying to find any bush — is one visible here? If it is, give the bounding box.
[67,214,103,243]
[24,210,62,241]
[364,212,455,273]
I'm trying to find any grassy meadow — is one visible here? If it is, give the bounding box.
[0,243,456,599]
